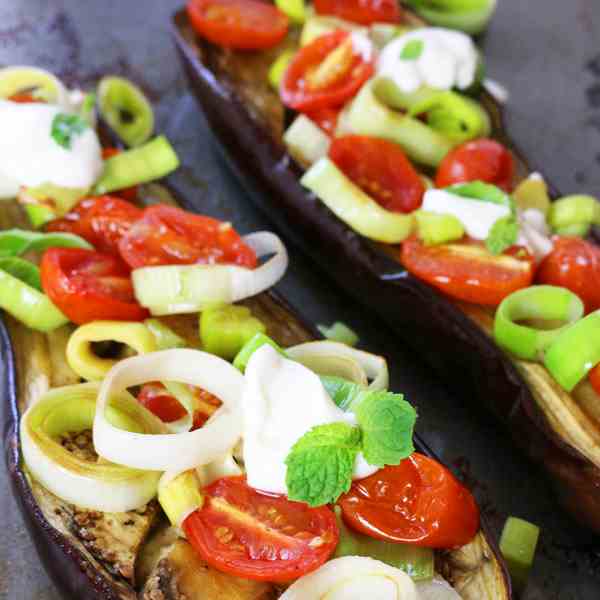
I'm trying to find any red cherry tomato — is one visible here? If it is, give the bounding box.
[118,205,257,270]
[186,0,288,50]
[40,248,148,325]
[183,476,338,582]
[46,196,142,256]
[401,238,535,307]
[436,139,515,192]
[281,31,374,112]
[9,93,44,103]
[590,365,600,397]
[338,453,480,548]
[101,148,139,203]
[138,382,220,430]
[314,0,403,25]
[305,106,340,136]
[329,135,425,213]
[536,236,600,314]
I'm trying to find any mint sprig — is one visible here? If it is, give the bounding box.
[486,215,519,255]
[51,113,88,149]
[445,181,513,209]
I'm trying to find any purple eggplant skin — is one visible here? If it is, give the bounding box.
[172,11,600,533]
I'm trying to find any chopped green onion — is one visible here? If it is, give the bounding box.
[0,228,91,257]
[494,286,584,361]
[499,516,540,592]
[93,135,180,195]
[284,114,331,167]
[548,194,600,234]
[233,332,286,372]
[0,259,68,331]
[415,211,465,246]
[275,0,306,24]
[200,305,267,360]
[544,310,600,392]
[404,0,498,35]
[144,318,187,350]
[24,204,57,229]
[158,470,204,528]
[317,321,359,346]
[269,49,296,91]
[555,223,591,237]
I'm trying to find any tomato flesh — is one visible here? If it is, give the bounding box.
[305,106,340,136]
[187,0,288,50]
[183,476,338,582]
[329,135,425,213]
[436,139,515,192]
[401,238,535,307]
[339,453,480,548]
[281,31,374,112]
[118,205,257,270]
[590,366,600,397]
[46,195,142,256]
[314,0,403,25]
[536,237,600,314]
[41,248,148,325]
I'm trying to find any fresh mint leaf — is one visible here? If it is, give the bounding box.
[486,215,519,255]
[51,113,88,149]
[446,181,513,209]
[354,391,416,467]
[285,422,361,507]
[401,39,424,61]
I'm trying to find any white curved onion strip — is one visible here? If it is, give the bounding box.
[21,383,161,512]
[132,232,288,316]
[279,556,419,600]
[93,350,244,472]
[287,341,389,391]
[195,450,242,488]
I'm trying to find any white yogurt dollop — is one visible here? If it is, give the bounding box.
[242,345,377,495]
[0,99,103,198]
[378,27,478,94]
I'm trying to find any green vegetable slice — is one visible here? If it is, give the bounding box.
[269,49,296,91]
[275,0,306,24]
[0,229,92,257]
[404,0,498,35]
[233,332,286,372]
[548,194,600,233]
[317,321,359,346]
[415,211,465,246]
[499,516,539,592]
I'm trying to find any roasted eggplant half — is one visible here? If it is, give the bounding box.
[172,6,600,533]
[1,179,512,598]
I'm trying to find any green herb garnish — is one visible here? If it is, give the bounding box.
[400,39,424,61]
[486,215,519,255]
[51,113,88,149]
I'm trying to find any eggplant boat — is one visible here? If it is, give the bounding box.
[0,68,513,599]
[173,0,600,532]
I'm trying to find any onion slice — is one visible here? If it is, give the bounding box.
[21,382,162,512]
[287,341,389,390]
[131,232,288,316]
[94,349,244,472]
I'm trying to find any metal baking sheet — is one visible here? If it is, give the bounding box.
[0,0,599,598]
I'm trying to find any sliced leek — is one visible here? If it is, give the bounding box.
[0,66,70,106]
[158,470,203,528]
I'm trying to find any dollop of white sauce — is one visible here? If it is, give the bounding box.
[422,188,511,240]
[378,28,478,94]
[517,208,554,262]
[242,345,377,495]
[0,100,103,198]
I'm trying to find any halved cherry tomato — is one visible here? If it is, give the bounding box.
[186,0,288,50]
[436,139,515,192]
[183,476,338,582]
[9,93,44,103]
[101,148,139,203]
[305,106,340,136]
[329,135,425,213]
[401,238,535,306]
[46,195,142,256]
[338,453,480,549]
[138,382,220,430]
[41,248,148,325]
[281,31,374,112]
[590,366,600,397]
[118,205,257,270]
[537,236,600,314]
[314,0,403,25]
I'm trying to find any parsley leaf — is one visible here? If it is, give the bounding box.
[51,113,88,149]
[486,215,519,255]
[446,181,512,209]
[285,422,361,507]
[354,391,416,467]
[401,39,424,61]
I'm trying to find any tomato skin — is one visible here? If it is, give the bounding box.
[436,139,515,192]
[101,148,139,203]
[281,31,374,112]
[9,93,44,103]
[339,453,480,548]
[401,238,535,307]
[118,205,257,270]
[183,476,339,582]
[329,135,425,213]
[305,106,340,136]
[41,248,148,325]
[536,237,600,314]
[46,195,143,256]
[187,0,288,50]
[314,0,403,25]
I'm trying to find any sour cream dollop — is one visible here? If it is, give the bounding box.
[242,345,378,495]
[0,99,103,198]
[378,28,478,94]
